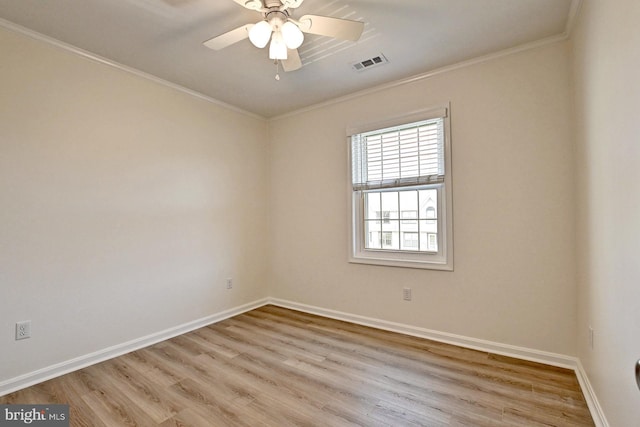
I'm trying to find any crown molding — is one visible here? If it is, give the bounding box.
[565,0,584,38]
[270,31,569,121]
[0,18,265,121]
[270,0,583,122]
[0,1,583,124]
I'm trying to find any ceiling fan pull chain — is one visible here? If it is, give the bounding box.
[275,60,281,81]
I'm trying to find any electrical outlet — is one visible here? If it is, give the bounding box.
[226,278,233,289]
[16,320,31,340]
[589,326,594,350]
[403,287,412,301]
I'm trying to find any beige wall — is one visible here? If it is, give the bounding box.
[572,0,640,425]
[0,27,269,382]
[268,42,577,355]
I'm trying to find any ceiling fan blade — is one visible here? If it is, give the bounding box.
[282,48,302,72]
[298,15,364,41]
[281,0,304,9]
[203,24,253,51]
[232,0,263,11]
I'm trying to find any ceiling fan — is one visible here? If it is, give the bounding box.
[203,0,365,73]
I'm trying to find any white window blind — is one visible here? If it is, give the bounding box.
[351,117,445,190]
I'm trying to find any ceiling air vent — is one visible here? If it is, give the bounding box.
[351,54,389,72]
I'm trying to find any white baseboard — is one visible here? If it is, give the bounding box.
[574,360,610,427]
[268,298,577,368]
[0,298,269,397]
[1,295,609,427]
[267,298,608,426]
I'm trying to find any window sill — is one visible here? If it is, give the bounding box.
[349,254,453,271]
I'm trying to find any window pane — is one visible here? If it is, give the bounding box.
[365,221,381,249]
[365,192,380,221]
[419,228,438,252]
[419,219,438,235]
[402,232,419,250]
[382,221,400,250]
[429,233,438,251]
[399,190,418,223]
[401,210,417,224]
[365,187,441,252]
[398,190,418,250]
[419,189,438,219]
[427,233,438,252]
[381,191,399,219]
[382,231,398,250]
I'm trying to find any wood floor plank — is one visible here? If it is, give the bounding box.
[158,408,218,427]
[92,358,180,424]
[78,370,157,426]
[0,305,594,426]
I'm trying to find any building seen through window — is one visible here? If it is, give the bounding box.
[365,189,438,252]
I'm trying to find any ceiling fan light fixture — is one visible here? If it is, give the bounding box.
[204,0,366,74]
[249,20,272,48]
[281,21,304,49]
[269,31,288,60]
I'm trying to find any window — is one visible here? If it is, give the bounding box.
[364,188,436,251]
[403,232,419,249]
[348,106,453,270]
[425,206,436,223]
[382,232,393,247]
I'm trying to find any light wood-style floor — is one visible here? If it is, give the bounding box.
[1,305,594,426]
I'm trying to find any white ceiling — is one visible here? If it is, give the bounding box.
[0,0,575,118]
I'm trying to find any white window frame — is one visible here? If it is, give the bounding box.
[347,105,453,270]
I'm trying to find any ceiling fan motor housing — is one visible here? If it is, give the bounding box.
[266,10,287,29]
[265,0,283,9]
